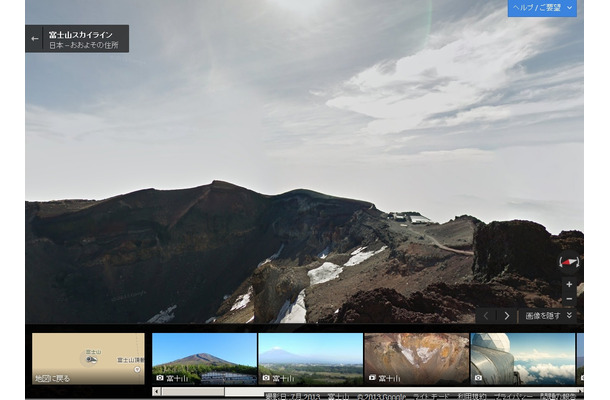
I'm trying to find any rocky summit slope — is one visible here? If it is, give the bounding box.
[159,353,235,367]
[25,181,583,324]
[26,181,377,323]
[365,333,469,385]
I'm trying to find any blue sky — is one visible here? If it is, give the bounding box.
[259,333,363,363]
[152,333,257,366]
[508,333,575,360]
[25,0,583,234]
[577,332,584,359]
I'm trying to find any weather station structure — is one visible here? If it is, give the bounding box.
[470,333,521,385]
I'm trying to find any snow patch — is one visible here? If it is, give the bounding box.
[273,289,307,323]
[417,347,437,364]
[398,342,438,367]
[317,246,330,259]
[397,341,437,369]
[246,315,255,323]
[205,317,217,324]
[308,262,343,285]
[344,246,388,267]
[273,300,291,323]
[230,286,254,311]
[351,246,367,255]
[400,347,417,368]
[266,245,385,324]
[147,305,177,323]
[258,243,285,267]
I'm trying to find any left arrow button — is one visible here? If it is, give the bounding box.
[26,25,44,52]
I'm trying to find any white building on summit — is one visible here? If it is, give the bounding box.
[472,333,510,352]
[410,215,431,224]
[470,333,521,386]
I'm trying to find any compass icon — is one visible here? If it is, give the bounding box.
[557,250,581,275]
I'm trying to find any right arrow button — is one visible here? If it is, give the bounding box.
[497,308,517,324]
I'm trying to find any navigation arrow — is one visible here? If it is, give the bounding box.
[567,6,573,9]
[31,36,39,42]
[566,312,573,319]
[505,311,510,320]
[483,312,489,320]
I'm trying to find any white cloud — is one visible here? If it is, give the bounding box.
[529,364,574,380]
[400,148,493,163]
[325,7,581,137]
[24,1,583,234]
[514,364,536,384]
[515,363,574,384]
[25,77,271,201]
[26,104,108,141]
[437,96,582,128]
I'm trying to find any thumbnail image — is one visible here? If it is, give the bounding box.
[32,333,144,385]
[364,333,469,385]
[258,333,363,385]
[577,333,583,385]
[152,333,257,385]
[471,333,575,385]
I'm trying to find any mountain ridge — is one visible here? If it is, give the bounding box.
[156,352,236,367]
[25,180,583,325]
[26,181,379,323]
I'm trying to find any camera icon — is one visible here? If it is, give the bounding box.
[368,374,376,381]
[474,375,483,381]
[262,375,270,381]
[156,375,164,381]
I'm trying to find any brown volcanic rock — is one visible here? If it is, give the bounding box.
[26,181,378,323]
[553,230,584,255]
[322,280,545,323]
[365,333,469,385]
[257,218,578,325]
[304,215,476,324]
[473,220,558,283]
[27,181,276,323]
[27,181,583,325]
[320,288,452,323]
[417,215,479,251]
[250,262,309,323]
[472,221,584,295]
[405,282,526,315]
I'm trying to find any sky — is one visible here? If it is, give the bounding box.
[508,333,575,385]
[25,0,583,234]
[152,333,257,366]
[258,333,363,363]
